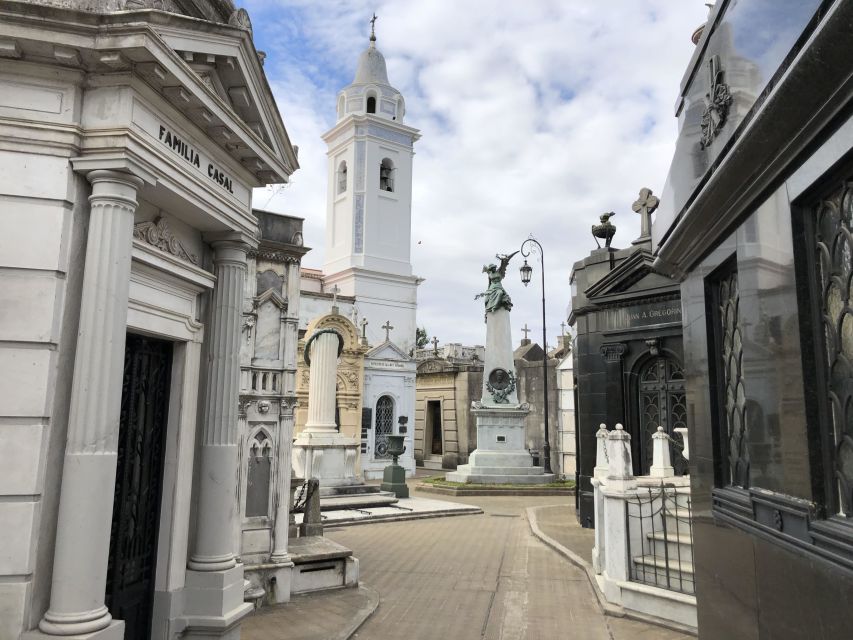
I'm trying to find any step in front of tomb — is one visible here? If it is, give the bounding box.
[319,484,382,497]
[289,536,355,595]
[631,554,695,594]
[646,532,694,566]
[445,472,558,485]
[319,491,399,511]
[421,455,443,470]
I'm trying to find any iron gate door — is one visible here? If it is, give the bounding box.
[638,357,688,475]
[106,334,173,639]
[374,395,394,458]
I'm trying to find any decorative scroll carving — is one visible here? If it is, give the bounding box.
[600,343,627,363]
[248,248,300,264]
[700,55,733,149]
[133,216,199,265]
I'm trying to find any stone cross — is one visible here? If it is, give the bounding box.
[360,317,368,339]
[521,324,531,340]
[631,187,659,241]
[431,336,439,355]
[381,320,394,341]
[330,284,339,309]
[560,321,566,336]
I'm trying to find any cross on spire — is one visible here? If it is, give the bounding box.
[330,284,340,309]
[431,336,439,355]
[369,13,378,42]
[381,320,394,341]
[521,324,531,340]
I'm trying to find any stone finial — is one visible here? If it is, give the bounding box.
[649,426,675,478]
[606,423,636,489]
[594,423,609,479]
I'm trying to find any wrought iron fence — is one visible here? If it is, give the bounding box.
[626,483,694,595]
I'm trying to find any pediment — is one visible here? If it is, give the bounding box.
[417,358,457,375]
[254,288,287,310]
[585,249,677,301]
[366,340,411,362]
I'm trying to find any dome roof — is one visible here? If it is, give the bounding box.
[353,41,390,86]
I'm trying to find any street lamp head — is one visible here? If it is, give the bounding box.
[520,259,532,286]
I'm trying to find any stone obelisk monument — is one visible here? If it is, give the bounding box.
[447,253,555,484]
[292,327,360,487]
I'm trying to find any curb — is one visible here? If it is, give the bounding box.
[337,584,380,640]
[525,506,698,637]
[416,484,575,497]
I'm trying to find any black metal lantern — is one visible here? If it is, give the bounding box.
[520,259,532,286]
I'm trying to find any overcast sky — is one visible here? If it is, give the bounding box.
[244,0,709,349]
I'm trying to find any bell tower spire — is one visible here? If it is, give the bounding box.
[319,25,422,353]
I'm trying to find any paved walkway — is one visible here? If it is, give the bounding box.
[243,483,690,640]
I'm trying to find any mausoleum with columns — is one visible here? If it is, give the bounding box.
[0,1,298,638]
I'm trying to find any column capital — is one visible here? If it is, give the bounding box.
[204,229,259,254]
[87,170,144,211]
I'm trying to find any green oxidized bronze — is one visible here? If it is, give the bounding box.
[475,251,518,313]
[486,368,516,404]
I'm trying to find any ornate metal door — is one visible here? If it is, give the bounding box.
[106,334,172,639]
[638,357,688,475]
[374,395,394,458]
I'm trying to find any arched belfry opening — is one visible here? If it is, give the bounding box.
[379,158,395,192]
[366,95,376,114]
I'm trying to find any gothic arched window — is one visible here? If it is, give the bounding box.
[246,430,272,517]
[337,161,347,194]
[379,158,395,193]
[374,395,395,459]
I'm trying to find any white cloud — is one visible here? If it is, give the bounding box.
[247,0,709,348]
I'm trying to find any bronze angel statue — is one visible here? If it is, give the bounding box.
[475,251,519,314]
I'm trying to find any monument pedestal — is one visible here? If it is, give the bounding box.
[446,405,556,484]
[380,463,409,498]
[292,432,360,489]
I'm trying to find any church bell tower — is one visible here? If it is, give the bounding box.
[321,20,421,353]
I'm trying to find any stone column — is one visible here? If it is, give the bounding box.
[189,236,251,572]
[270,400,295,566]
[304,330,341,433]
[37,170,142,638]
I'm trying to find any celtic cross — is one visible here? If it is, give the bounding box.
[631,187,659,241]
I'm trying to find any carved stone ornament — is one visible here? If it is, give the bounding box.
[133,216,199,265]
[592,212,616,249]
[645,338,660,356]
[486,368,516,404]
[249,248,301,264]
[257,400,271,414]
[700,55,733,149]
[600,343,627,363]
[228,7,253,33]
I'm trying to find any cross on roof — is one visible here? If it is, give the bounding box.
[431,336,439,354]
[330,284,340,308]
[369,13,378,41]
[360,317,368,338]
[521,324,531,340]
[381,320,394,341]
[560,321,566,336]
[631,187,659,240]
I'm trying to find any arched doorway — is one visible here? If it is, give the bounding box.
[374,395,395,458]
[637,356,688,475]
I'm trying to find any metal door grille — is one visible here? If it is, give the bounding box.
[374,395,394,458]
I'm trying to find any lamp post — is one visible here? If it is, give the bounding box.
[519,235,552,474]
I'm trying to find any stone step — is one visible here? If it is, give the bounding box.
[421,456,443,470]
[456,466,549,475]
[646,532,694,565]
[632,554,695,593]
[444,472,557,485]
[288,536,356,595]
[320,492,399,511]
[319,484,382,497]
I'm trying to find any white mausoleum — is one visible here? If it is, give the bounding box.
[0,1,298,638]
[299,27,419,479]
